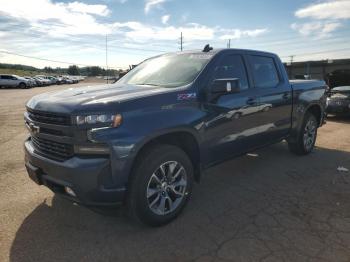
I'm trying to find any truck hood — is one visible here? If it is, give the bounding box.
[26,83,172,114]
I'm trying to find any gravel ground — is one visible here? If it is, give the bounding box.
[0,83,350,262]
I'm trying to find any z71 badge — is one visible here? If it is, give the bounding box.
[177,93,197,100]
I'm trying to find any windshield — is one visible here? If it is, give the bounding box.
[118,53,213,88]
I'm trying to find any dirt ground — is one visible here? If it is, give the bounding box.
[0,82,350,262]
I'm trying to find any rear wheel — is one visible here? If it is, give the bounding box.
[127,144,193,226]
[288,112,318,155]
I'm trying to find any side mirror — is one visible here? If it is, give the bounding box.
[210,78,240,95]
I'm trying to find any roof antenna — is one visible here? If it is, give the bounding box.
[202,44,213,52]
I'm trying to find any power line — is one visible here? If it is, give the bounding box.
[0,50,123,69]
[280,47,350,59]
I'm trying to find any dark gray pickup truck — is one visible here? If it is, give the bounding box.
[24,47,327,226]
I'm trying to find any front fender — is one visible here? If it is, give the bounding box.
[90,102,205,188]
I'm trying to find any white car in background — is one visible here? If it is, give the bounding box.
[34,76,51,86]
[23,77,37,87]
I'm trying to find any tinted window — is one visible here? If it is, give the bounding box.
[250,56,279,88]
[1,75,11,79]
[213,55,249,90]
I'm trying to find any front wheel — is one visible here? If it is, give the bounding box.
[127,144,194,226]
[288,112,318,155]
[19,83,27,89]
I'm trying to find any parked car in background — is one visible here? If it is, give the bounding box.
[35,75,55,85]
[32,77,44,87]
[63,76,74,84]
[327,70,350,89]
[47,76,59,84]
[24,77,37,87]
[69,76,79,84]
[0,74,32,89]
[24,48,327,226]
[55,76,65,85]
[34,76,51,86]
[327,86,350,115]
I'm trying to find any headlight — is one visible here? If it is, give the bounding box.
[331,93,347,99]
[75,114,122,127]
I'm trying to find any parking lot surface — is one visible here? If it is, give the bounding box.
[0,83,350,262]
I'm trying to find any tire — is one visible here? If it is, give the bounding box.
[19,82,27,89]
[127,144,194,226]
[288,112,318,155]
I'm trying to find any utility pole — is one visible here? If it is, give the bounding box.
[227,39,231,48]
[106,34,108,84]
[289,55,294,64]
[180,32,183,51]
[289,55,295,79]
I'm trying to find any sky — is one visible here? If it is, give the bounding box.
[0,0,350,69]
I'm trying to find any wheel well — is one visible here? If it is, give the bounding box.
[134,132,201,182]
[307,105,322,125]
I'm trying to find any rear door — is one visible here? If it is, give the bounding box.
[246,55,292,144]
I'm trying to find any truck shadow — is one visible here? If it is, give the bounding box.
[327,114,350,124]
[10,143,350,261]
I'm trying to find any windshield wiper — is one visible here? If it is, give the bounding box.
[135,83,161,87]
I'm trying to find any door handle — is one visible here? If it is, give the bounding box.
[246,98,256,105]
[282,93,290,100]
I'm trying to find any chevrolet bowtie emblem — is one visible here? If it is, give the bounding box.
[29,123,40,135]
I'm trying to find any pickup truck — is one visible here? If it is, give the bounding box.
[24,47,327,226]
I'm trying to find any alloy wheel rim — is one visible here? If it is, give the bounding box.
[146,161,187,216]
[303,119,316,151]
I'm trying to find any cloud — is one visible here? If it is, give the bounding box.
[65,1,110,16]
[292,0,349,38]
[113,22,214,41]
[145,0,167,14]
[0,0,270,68]
[161,15,170,25]
[110,22,268,42]
[295,0,350,20]
[0,0,111,36]
[219,28,268,40]
[291,21,342,38]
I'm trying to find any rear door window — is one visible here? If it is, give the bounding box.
[250,56,280,88]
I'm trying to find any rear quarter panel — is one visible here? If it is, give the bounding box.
[289,80,327,141]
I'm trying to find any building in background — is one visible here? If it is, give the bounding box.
[284,58,350,88]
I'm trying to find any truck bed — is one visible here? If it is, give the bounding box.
[290,79,326,90]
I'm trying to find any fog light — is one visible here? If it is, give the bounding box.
[64,186,76,197]
[74,145,110,154]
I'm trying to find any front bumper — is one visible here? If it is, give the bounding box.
[327,99,350,114]
[24,139,126,206]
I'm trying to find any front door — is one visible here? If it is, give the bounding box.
[202,53,264,165]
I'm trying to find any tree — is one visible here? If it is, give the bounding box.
[67,65,80,75]
[44,66,54,73]
[86,66,103,76]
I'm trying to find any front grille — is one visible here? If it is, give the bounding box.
[31,136,74,161]
[27,109,71,126]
